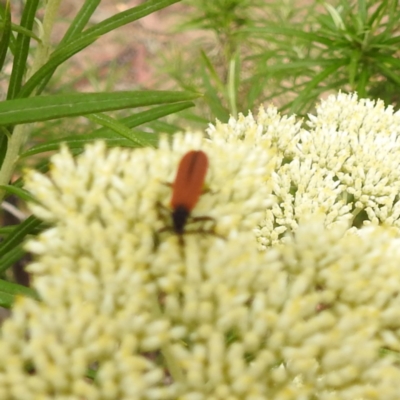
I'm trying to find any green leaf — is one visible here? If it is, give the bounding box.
[252,59,326,79]
[177,111,209,126]
[19,0,181,97]
[0,223,42,236]
[376,61,400,86]
[81,0,180,43]
[7,0,40,99]
[0,225,20,235]
[0,91,199,126]
[200,50,225,93]
[98,102,193,132]
[378,55,400,68]
[227,53,240,117]
[290,61,346,114]
[244,26,333,46]
[325,3,346,31]
[87,113,153,147]
[199,59,229,122]
[368,1,389,27]
[0,21,41,42]
[18,35,99,98]
[356,67,369,97]
[147,120,181,134]
[0,279,39,308]
[61,0,101,43]
[0,0,11,72]
[21,102,194,157]
[0,123,8,166]
[382,0,397,33]
[357,0,368,26]
[348,50,361,87]
[34,1,102,94]
[0,215,42,259]
[0,244,26,274]
[0,290,14,308]
[11,156,61,189]
[22,134,150,158]
[0,184,37,203]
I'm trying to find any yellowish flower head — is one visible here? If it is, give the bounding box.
[1,93,400,399]
[208,93,400,248]
[0,133,278,399]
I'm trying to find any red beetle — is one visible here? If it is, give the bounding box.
[170,150,209,235]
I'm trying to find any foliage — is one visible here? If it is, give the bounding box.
[0,0,198,300]
[162,0,400,123]
[2,0,400,341]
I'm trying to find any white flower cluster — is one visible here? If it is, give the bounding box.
[209,93,400,248]
[0,133,276,399]
[0,93,399,399]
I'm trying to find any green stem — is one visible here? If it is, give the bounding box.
[0,126,28,191]
[227,57,237,118]
[30,0,62,76]
[0,0,61,199]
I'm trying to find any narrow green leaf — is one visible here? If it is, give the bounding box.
[378,55,400,68]
[0,245,26,274]
[245,75,268,110]
[0,22,41,42]
[199,63,229,122]
[368,1,388,27]
[0,3,16,52]
[290,62,346,113]
[0,128,8,166]
[227,54,239,117]
[22,135,153,158]
[0,91,199,126]
[0,0,11,72]
[348,50,361,87]
[148,120,181,134]
[376,61,400,86]
[12,156,65,189]
[383,0,397,33]
[0,223,42,236]
[253,59,334,75]
[18,35,97,98]
[279,77,349,114]
[116,101,194,129]
[0,225,19,235]
[325,4,346,31]
[7,0,40,99]
[21,102,193,157]
[82,0,180,42]
[356,68,369,97]
[0,184,37,203]
[357,0,367,26]
[373,37,400,50]
[0,279,39,309]
[61,0,101,43]
[243,26,333,46]
[200,50,225,93]
[33,0,101,93]
[20,0,180,98]
[0,290,14,308]
[0,215,42,259]
[178,111,209,126]
[87,113,153,147]
[35,0,101,95]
